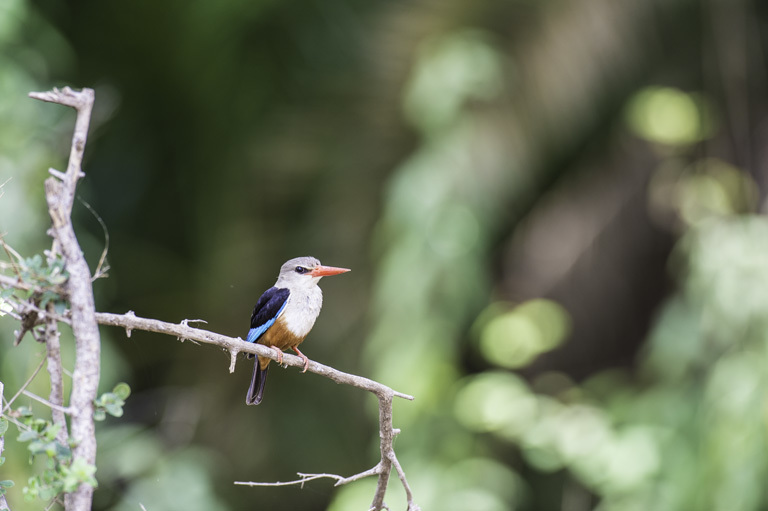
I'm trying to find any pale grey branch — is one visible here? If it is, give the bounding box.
[20,390,72,415]
[93,310,417,510]
[31,86,98,511]
[234,466,381,488]
[45,302,69,445]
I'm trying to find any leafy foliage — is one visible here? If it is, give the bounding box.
[6,406,94,502]
[0,252,69,318]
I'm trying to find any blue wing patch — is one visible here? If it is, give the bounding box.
[246,287,290,343]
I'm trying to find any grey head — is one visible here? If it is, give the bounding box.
[275,256,350,289]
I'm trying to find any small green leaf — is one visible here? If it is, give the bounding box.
[104,403,123,418]
[16,406,33,418]
[0,480,14,488]
[25,254,42,271]
[94,392,114,407]
[18,429,38,442]
[112,382,131,400]
[44,423,61,442]
[0,417,8,436]
[62,458,97,492]
[38,486,56,501]
[55,442,72,460]
[93,409,106,422]
[54,300,68,314]
[23,475,40,501]
[27,440,45,455]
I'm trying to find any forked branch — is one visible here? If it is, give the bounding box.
[94,311,419,511]
[29,86,99,511]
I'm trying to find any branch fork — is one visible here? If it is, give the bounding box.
[94,311,419,511]
[29,86,99,511]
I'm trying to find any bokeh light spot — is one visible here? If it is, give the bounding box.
[478,299,571,368]
[626,87,711,146]
[454,372,537,435]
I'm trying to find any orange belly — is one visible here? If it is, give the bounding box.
[257,317,307,369]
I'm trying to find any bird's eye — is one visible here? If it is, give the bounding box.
[295,266,307,274]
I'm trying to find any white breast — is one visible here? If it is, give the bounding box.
[281,286,323,338]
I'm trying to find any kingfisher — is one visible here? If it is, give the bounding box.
[245,256,350,405]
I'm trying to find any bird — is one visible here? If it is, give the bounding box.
[244,256,350,405]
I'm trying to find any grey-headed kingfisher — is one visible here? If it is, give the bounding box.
[245,256,350,405]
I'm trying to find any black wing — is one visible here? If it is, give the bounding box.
[246,287,290,343]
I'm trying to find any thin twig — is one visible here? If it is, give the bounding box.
[0,176,10,199]
[2,356,47,413]
[391,454,419,511]
[0,236,23,280]
[1,291,72,326]
[0,382,10,511]
[45,301,69,444]
[44,495,64,511]
[234,466,382,488]
[77,197,110,281]
[0,274,37,293]
[1,411,33,434]
[21,390,72,415]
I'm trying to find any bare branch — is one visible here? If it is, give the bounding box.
[234,473,350,488]
[0,237,23,280]
[390,453,419,511]
[20,390,72,415]
[371,394,394,510]
[234,466,381,488]
[0,292,71,332]
[0,274,38,293]
[2,356,46,413]
[29,87,93,219]
[44,495,65,511]
[44,302,69,444]
[94,311,413,401]
[93,310,417,510]
[31,86,99,511]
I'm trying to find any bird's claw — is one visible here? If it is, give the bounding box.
[270,346,284,365]
[292,346,310,373]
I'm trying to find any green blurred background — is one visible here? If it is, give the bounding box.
[2,0,768,509]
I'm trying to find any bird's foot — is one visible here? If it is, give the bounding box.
[292,346,310,373]
[269,346,285,366]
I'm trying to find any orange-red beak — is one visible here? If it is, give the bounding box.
[310,265,351,277]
